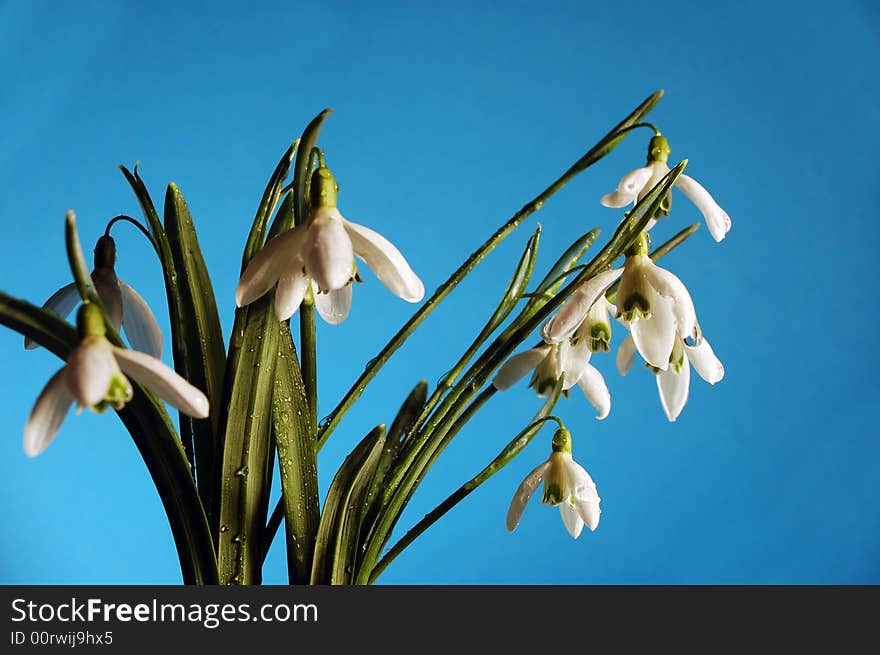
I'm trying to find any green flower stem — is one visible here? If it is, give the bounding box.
[299,304,319,447]
[359,162,686,578]
[368,412,564,583]
[317,90,665,449]
[103,214,157,250]
[605,222,700,302]
[0,291,218,584]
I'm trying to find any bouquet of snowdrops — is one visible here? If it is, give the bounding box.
[0,90,730,584]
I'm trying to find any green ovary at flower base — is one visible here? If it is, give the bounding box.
[23,303,209,457]
[235,162,425,325]
[506,428,601,539]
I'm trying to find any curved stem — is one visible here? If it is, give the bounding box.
[369,406,563,583]
[104,214,158,250]
[316,91,663,448]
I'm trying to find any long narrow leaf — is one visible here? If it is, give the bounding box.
[272,321,319,584]
[311,425,384,584]
[0,292,217,584]
[164,183,227,519]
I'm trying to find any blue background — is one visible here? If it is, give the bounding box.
[1,0,877,584]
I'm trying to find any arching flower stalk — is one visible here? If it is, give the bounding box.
[26,235,162,358]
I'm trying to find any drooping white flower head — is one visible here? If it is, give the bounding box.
[506,429,601,539]
[23,303,209,457]
[600,134,731,242]
[541,267,622,345]
[25,235,163,358]
[236,165,424,324]
[617,328,724,422]
[615,234,696,371]
[494,321,610,420]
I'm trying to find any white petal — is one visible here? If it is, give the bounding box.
[616,333,637,376]
[638,160,671,202]
[23,368,74,457]
[314,284,352,325]
[92,267,123,332]
[118,280,163,358]
[630,291,676,370]
[559,502,584,539]
[113,347,209,418]
[274,271,310,321]
[577,364,611,420]
[26,282,80,349]
[657,357,691,422]
[63,339,117,407]
[506,461,551,532]
[343,219,424,302]
[236,227,304,307]
[303,207,354,291]
[685,338,725,384]
[493,345,551,390]
[675,174,731,242]
[644,261,696,339]
[559,330,591,390]
[541,268,622,343]
[600,166,653,208]
[563,459,601,531]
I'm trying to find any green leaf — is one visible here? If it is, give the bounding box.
[164,183,227,520]
[291,109,332,228]
[216,294,280,584]
[567,89,665,176]
[119,164,165,255]
[317,91,664,446]
[64,211,101,307]
[241,142,297,271]
[272,321,319,584]
[331,425,387,585]
[311,425,385,585]
[483,226,541,336]
[359,381,428,543]
[367,383,563,583]
[0,291,217,584]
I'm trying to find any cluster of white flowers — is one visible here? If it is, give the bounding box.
[497,136,729,539]
[23,162,425,456]
[22,136,729,550]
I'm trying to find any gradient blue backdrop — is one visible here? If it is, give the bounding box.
[1,0,877,584]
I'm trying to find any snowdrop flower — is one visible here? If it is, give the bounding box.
[541,267,622,347]
[506,428,601,539]
[25,235,162,358]
[617,329,724,422]
[615,233,696,371]
[494,321,610,419]
[236,165,424,324]
[23,303,209,457]
[600,134,731,242]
